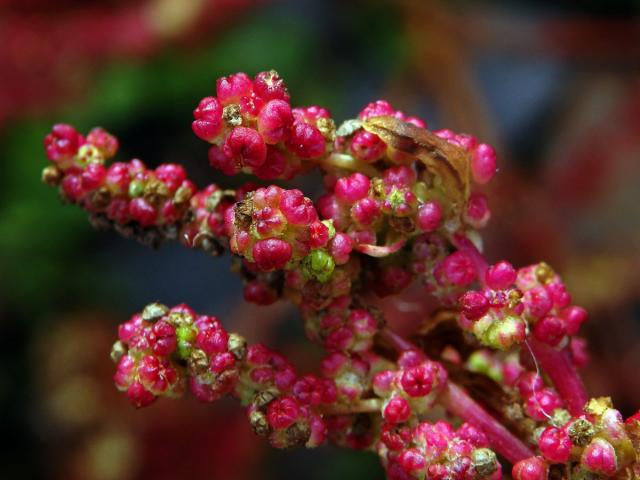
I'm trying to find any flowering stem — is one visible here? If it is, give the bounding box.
[318,398,382,415]
[380,327,416,352]
[380,327,534,463]
[440,383,534,463]
[528,338,588,416]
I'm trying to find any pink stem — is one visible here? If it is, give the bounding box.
[380,327,534,463]
[529,338,588,416]
[440,383,534,464]
[380,327,416,351]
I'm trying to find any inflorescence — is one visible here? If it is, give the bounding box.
[43,70,640,479]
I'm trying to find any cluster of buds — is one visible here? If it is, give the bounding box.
[304,299,380,353]
[514,398,639,479]
[111,303,247,407]
[373,350,448,423]
[458,261,588,350]
[193,70,334,179]
[335,99,426,165]
[379,420,501,479]
[43,124,197,245]
[43,69,640,480]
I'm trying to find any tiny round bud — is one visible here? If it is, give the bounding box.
[485,261,516,290]
[538,426,571,463]
[417,201,442,232]
[223,126,267,168]
[581,438,617,476]
[561,306,588,336]
[533,316,566,346]
[471,144,497,184]
[257,99,293,144]
[459,291,490,320]
[383,396,411,424]
[267,396,300,429]
[216,72,252,104]
[192,96,223,142]
[252,238,292,271]
[512,456,548,480]
[350,130,386,162]
[335,172,371,204]
[286,121,325,158]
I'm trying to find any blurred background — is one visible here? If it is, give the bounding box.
[0,0,639,478]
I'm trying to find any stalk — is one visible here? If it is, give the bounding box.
[440,383,534,463]
[380,328,534,463]
[318,398,382,415]
[529,338,588,415]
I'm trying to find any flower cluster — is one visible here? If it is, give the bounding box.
[43,124,197,245]
[515,398,639,479]
[193,70,334,179]
[379,420,501,480]
[458,261,588,350]
[43,69,640,480]
[373,350,448,423]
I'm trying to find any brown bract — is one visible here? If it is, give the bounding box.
[362,116,471,219]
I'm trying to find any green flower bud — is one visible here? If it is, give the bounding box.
[302,249,335,283]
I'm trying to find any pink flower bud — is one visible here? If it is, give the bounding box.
[384,396,411,424]
[350,130,386,162]
[383,166,416,187]
[192,96,223,142]
[417,201,442,232]
[216,72,252,104]
[581,438,617,476]
[150,320,176,356]
[127,381,156,408]
[258,99,293,144]
[399,448,427,473]
[61,174,84,201]
[223,126,267,168]
[471,144,497,184]
[267,396,302,430]
[485,261,516,290]
[523,286,553,319]
[253,70,289,102]
[280,189,317,225]
[533,316,566,346]
[329,233,352,264]
[286,121,325,158]
[155,163,187,192]
[459,291,490,320]
[252,238,292,271]
[44,123,82,163]
[129,198,157,226]
[525,388,563,421]
[359,100,395,119]
[81,163,106,190]
[538,426,571,463]
[436,251,477,287]
[335,172,371,204]
[86,127,118,158]
[561,306,588,336]
[196,325,228,355]
[465,192,491,229]
[351,198,380,226]
[512,456,548,480]
[401,364,436,397]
